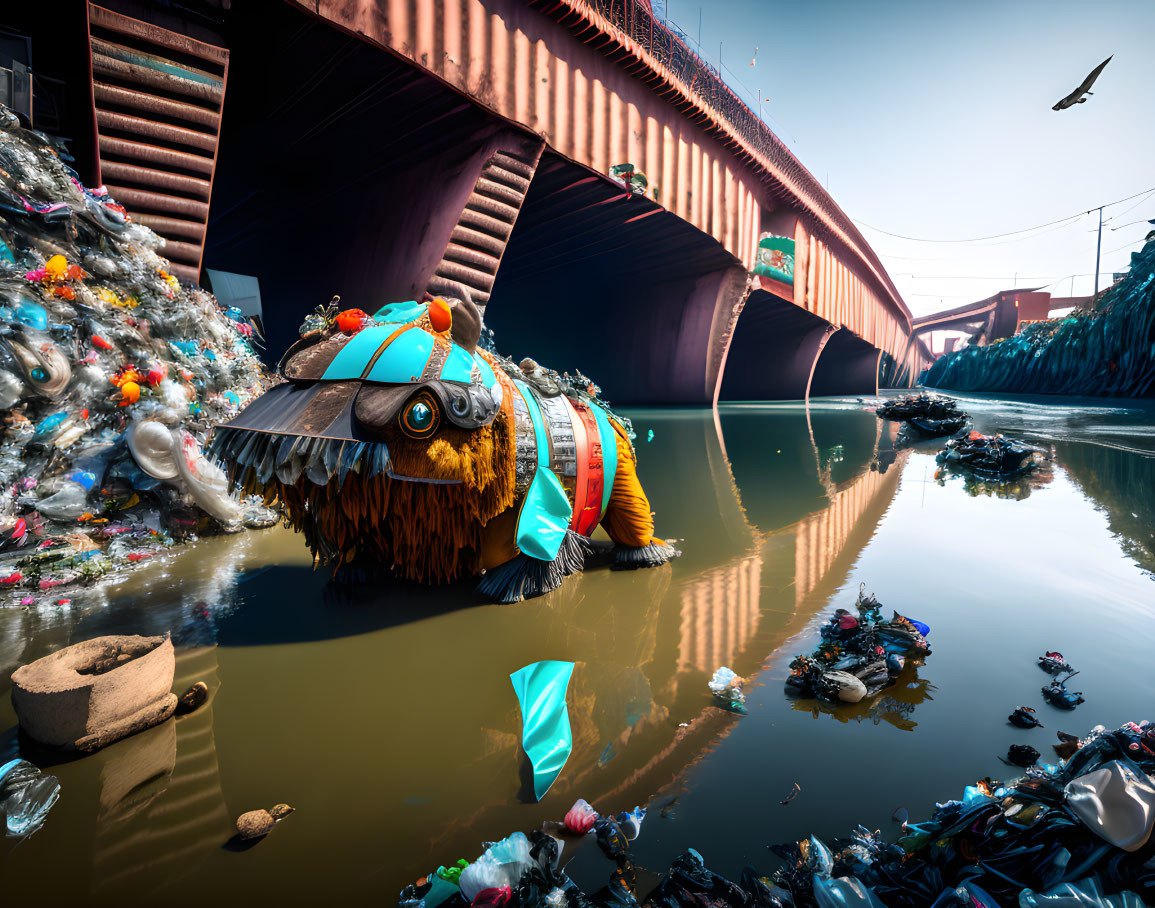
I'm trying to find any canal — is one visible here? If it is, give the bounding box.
[1,394,1153,906]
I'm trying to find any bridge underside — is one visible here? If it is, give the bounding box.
[204,0,534,357]
[810,329,882,398]
[718,291,835,401]
[487,152,746,405]
[194,0,905,403]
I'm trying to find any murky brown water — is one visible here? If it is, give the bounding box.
[1,396,1153,906]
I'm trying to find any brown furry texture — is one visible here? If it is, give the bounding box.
[235,390,517,584]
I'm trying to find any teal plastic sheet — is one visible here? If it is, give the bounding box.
[510,661,575,801]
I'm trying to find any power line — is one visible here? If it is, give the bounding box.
[1104,189,1155,224]
[851,185,1155,244]
[1110,215,1155,232]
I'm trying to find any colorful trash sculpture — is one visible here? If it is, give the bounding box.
[510,661,574,801]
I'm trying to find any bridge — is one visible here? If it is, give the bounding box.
[10,0,928,401]
[910,288,1092,355]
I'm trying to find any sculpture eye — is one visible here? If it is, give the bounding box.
[400,392,440,439]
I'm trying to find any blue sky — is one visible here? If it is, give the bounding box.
[658,0,1155,319]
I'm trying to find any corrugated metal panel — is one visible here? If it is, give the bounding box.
[86,4,228,282]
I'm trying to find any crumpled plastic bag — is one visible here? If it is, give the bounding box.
[459,831,534,902]
[128,419,241,526]
[812,874,887,907]
[1018,877,1148,907]
[1063,760,1155,852]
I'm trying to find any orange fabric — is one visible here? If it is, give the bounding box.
[600,421,659,548]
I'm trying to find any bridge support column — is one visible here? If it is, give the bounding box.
[485,153,747,404]
[715,290,839,402]
[809,330,883,398]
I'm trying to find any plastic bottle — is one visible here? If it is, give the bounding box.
[0,758,60,837]
[34,469,97,521]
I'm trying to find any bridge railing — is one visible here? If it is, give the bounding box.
[590,0,787,176]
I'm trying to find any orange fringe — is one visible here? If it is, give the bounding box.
[600,420,659,548]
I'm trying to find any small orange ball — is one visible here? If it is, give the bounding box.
[429,297,453,333]
[335,308,367,334]
[119,381,141,405]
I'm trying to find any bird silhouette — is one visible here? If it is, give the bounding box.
[1053,56,1112,110]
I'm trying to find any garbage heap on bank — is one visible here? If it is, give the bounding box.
[924,238,1155,396]
[0,104,271,605]
[398,720,1155,907]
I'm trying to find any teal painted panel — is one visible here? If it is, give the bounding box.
[321,326,396,380]
[516,468,571,561]
[589,403,619,519]
[440,344,475,384]
[513,380,572,561]
[473,353,497,389]
[510,661,574,801]
[372,301,425,324]
[364,328,435,383]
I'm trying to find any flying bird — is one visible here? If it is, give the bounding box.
[1052,55,1112,110]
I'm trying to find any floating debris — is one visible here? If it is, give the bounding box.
[937,430,1046,480]
[1039,651,1075,675]
[898,413,970,442]
[875,393,961,421]
[1042,672,1085,710]
[707,666,747,713]
[785,584,931,704]
[779,782,801,805]
[235,804,294,840]
[1003,744,1041,767]
[1010,705,1045,728]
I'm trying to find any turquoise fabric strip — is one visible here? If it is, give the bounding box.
[320,325,397,380]
[372,301,425,324]
[588,403,619,519]
[364,328,435,383]
[510,661,575,801]
[440,344,475,383]
[472,353,497,389]
[512,380,571,562]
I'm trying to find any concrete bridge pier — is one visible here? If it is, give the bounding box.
[716,290,839,402]
[809,330,883,398]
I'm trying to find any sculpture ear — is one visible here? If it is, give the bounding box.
[448,294,482,353]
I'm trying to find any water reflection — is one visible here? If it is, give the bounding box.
[790,668,936,732]
[1055,440,1155,573]
[0,399,1019,903]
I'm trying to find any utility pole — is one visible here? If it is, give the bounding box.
[1094,206,1104,297]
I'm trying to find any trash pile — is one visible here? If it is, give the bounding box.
[785,584,931,705]
[875,393,961,422]
[768,719,1155,907]
[875,393,970,442]
[398,719,1155,906]
[0,104,272,606]
[925,237,1155,397]
[936,431,1046,480]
